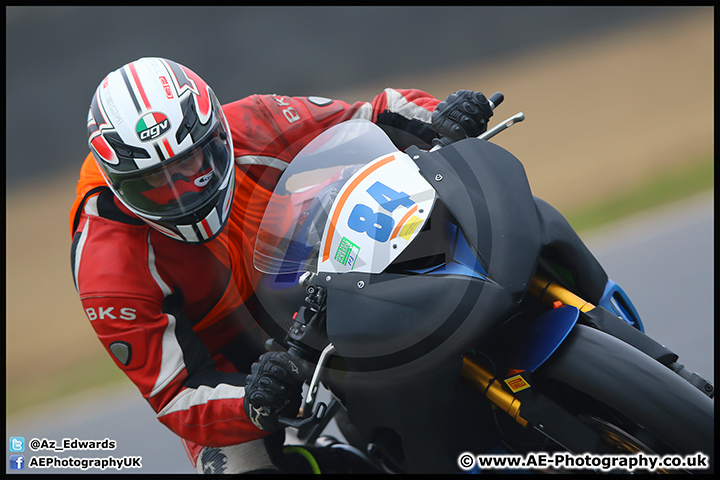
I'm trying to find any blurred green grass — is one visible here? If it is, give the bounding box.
[565,152,713,233]
[6,151,713,419]
[7,354,127,418]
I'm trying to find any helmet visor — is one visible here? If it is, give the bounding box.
[114,127,231,217]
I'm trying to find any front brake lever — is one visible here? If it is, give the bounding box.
[305,343,336,406]
[478,112,525,141]
[276,342,336,430]
[276,401,327,429]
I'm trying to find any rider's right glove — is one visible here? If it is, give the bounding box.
[431,90,494,145]
[243,351,307,431]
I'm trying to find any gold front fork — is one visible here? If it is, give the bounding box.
[528,272,596,312]
[460,356,528,427]
[460,272,593,428]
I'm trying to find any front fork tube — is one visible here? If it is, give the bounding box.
[459,272,588,427]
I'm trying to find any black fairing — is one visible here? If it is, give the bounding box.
[533,196,608,303]
[319,138,609,372]
[319,139,543,372]
[410,139,542,299]
[320,271,512,372]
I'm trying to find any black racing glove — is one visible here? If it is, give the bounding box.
[244,351,307,431]
[431,90,494,144]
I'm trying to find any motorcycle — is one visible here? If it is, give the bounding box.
[250,93,714,474]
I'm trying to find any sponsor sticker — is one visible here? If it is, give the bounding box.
[504,374,531,393]
[397,214,423,240]
[334,236,361,269]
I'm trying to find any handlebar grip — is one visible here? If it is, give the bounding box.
[488,92,504,110]
[429,91,506,152]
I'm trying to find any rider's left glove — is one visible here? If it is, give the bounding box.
[244,351,307,431]
[431,90,493,144]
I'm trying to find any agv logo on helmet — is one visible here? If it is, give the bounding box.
[136,112,171,142]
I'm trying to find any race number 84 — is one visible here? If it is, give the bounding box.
[347,181,414,242]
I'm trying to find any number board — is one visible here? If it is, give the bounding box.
[318,152,436,274]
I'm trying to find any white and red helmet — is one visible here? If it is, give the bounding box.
[87,57,234,243]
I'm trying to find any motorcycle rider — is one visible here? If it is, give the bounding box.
[69,56,493,474]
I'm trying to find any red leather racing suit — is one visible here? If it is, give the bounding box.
[69,88,440,463]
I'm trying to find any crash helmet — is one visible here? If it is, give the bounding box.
[87,57,234,243]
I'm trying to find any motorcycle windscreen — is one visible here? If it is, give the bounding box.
[254,119,409,275]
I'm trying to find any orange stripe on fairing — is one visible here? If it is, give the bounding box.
[390,204,418,240]
[128,62,152,110]
[322,154,396,262]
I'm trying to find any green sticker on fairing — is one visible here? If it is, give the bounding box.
[334,236,361,270]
